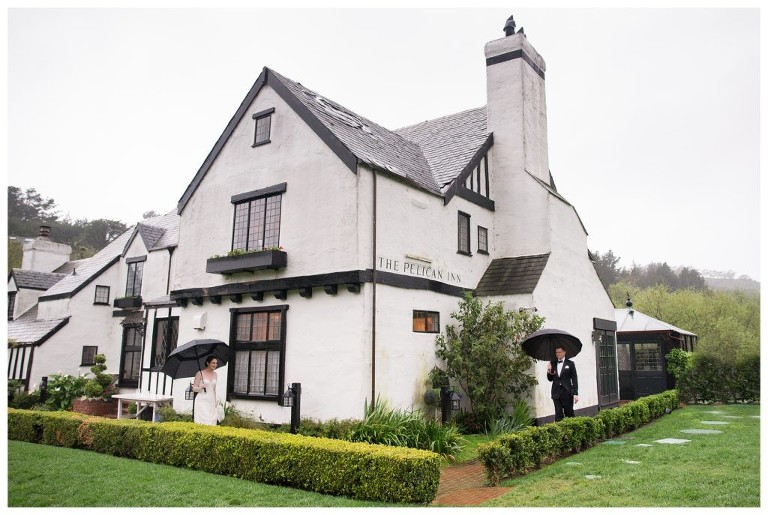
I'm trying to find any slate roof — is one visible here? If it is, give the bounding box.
[615,308,696,336]
[475,253,550,296]
[178,67,494,212]
[11,269,68,291]
[395,107,488,191]
[7,304,69,345]
[53,260,89,274]
[40,212,179,301]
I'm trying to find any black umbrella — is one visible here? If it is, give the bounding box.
[161,339,231,379]
[521,328,583,361]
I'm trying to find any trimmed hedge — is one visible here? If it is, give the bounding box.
[478,390,679,485]
[677,353,760,404]
[7,409,441,504]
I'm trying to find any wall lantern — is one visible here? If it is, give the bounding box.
[450,391,462,412]
[185,382,195,401]
[282,386,295,408]
[440,386,462,423]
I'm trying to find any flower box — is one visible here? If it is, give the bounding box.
[206,250,287,275]
[113,296,143,308]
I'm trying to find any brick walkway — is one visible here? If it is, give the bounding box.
[430,460,511,507]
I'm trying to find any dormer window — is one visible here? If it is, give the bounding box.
[252,107,275,147]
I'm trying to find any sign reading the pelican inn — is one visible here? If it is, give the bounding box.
[377,256,463,284]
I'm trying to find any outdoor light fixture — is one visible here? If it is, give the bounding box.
[450,391,462,412]
[185,383,195,401]
[282,386,295,408]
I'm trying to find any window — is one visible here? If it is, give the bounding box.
[252,107,275,146]
[457,211,471,255]
[125,257,145,297]
[232,306,287,400]
[119,325,143,387]
[94,285,110,305]
[634,342,663,371]
[8,292,16,321]
[151,317,179,369]
[81,346,98,366]
[413,310,440,333]
[231,184,285,252]
[478,226,489,254]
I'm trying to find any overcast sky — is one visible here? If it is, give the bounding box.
[5,4,762,280]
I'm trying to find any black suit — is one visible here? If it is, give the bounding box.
[547,358,578,421]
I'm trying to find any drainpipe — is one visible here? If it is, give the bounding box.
[371,169,378,409]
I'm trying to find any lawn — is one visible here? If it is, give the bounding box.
[6,403,760,507]
[483,404,760,507]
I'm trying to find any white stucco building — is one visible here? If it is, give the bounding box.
[8,16,619,424]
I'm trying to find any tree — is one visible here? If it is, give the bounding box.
[435,292,544,425]
[8,186,59,237]
[592,249,622,289]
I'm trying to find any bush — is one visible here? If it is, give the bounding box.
[44,374,88,410]
[677,353,760,404]
[478,391,679,485]
[9,389,41,409]
[8,408,441,504]
[485,401,534,437]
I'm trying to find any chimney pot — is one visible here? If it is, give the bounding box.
[39,225,51,238]
[503,15,516,36]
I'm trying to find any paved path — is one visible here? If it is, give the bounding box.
[431,460,511,507]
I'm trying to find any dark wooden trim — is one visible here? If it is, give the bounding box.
[323,284,338,295]
[251,107,275,119]
[190,297,204,306]
[32,316,70,346]
[210,295,222,305]
[375,270,468,297]
[298,287,313,298]
[346,283,361,294]
[444,134,494,206]
[274,290,288,300]
[231,182,287,204]
[251,292,264,302]
[594,317,618,331]
[456,188,495,211]
[229,294,242,303]
[125,255,147,264]
[486,49,545,80]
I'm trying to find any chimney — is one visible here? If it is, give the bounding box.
[485,15,552,257]
[21,225,72,273]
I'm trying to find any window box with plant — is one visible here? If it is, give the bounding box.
[206,247,287,275]
[113,296,143,308]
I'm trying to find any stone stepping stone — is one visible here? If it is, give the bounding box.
[722,415,743,419]
[623,460,641,464]
[681,429,723,434]
[655,438,690,444]
[585,475,602,480]
[565,462,582,466]
[703,410,724,414]
[602,439,627,445]
[635,443,653,447]
[750,415,760,419]
[701,420,729,425]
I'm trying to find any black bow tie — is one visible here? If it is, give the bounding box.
[558,360,563,363]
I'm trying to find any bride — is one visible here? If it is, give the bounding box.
[193,355,221,425]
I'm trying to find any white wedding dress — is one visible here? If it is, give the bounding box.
[194,377,218,425]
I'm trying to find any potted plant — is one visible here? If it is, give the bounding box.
[113,296,143,308]
[72,354,119,417]
[206,246,287,275]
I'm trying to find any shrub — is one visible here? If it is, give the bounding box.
[485,401,534,436]
[44,373,88,410]
[677,353,760,404]
[9,389,41,409]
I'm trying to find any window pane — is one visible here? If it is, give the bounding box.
[458,213,470,253]
[236,313,252,341]
[248,198,266,251]
[250,350,267,395]
[126,262,144,297]
[253,312,268,341]
[234,351,250,394]
[263,195,282,248]
[478,227,488,252]
[232,202,250,251]
[94,286,109,304]
[617,343,631,371]
[635,343,663,371]
[255,115,271,144]
[266,350,280,395]
[268,312,282,340]
[413,311,439,333]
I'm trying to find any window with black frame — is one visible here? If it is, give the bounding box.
[81,346,98,366]
[232,306,287,400]
[119,325,143,386]
[151,317,179,369]
[8,292,16,320]
[413,310,440,333]
[125,259,145,297]
[478,226,489,254]
[232,186,283,252]
[94,285,110,305]
[252,107,275,147]
[458,211,471,255]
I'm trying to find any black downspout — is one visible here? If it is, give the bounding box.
[371,169,377,409]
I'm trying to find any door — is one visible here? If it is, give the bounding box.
[617,340,667,400]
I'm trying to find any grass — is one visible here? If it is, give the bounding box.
[7,404,760,507]
[482,404,760,507]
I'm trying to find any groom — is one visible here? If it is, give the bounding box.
[546,344,579,421]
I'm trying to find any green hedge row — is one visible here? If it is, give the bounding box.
[7,409,441,504]
[477,390,679,485]
[677,353,760,404]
